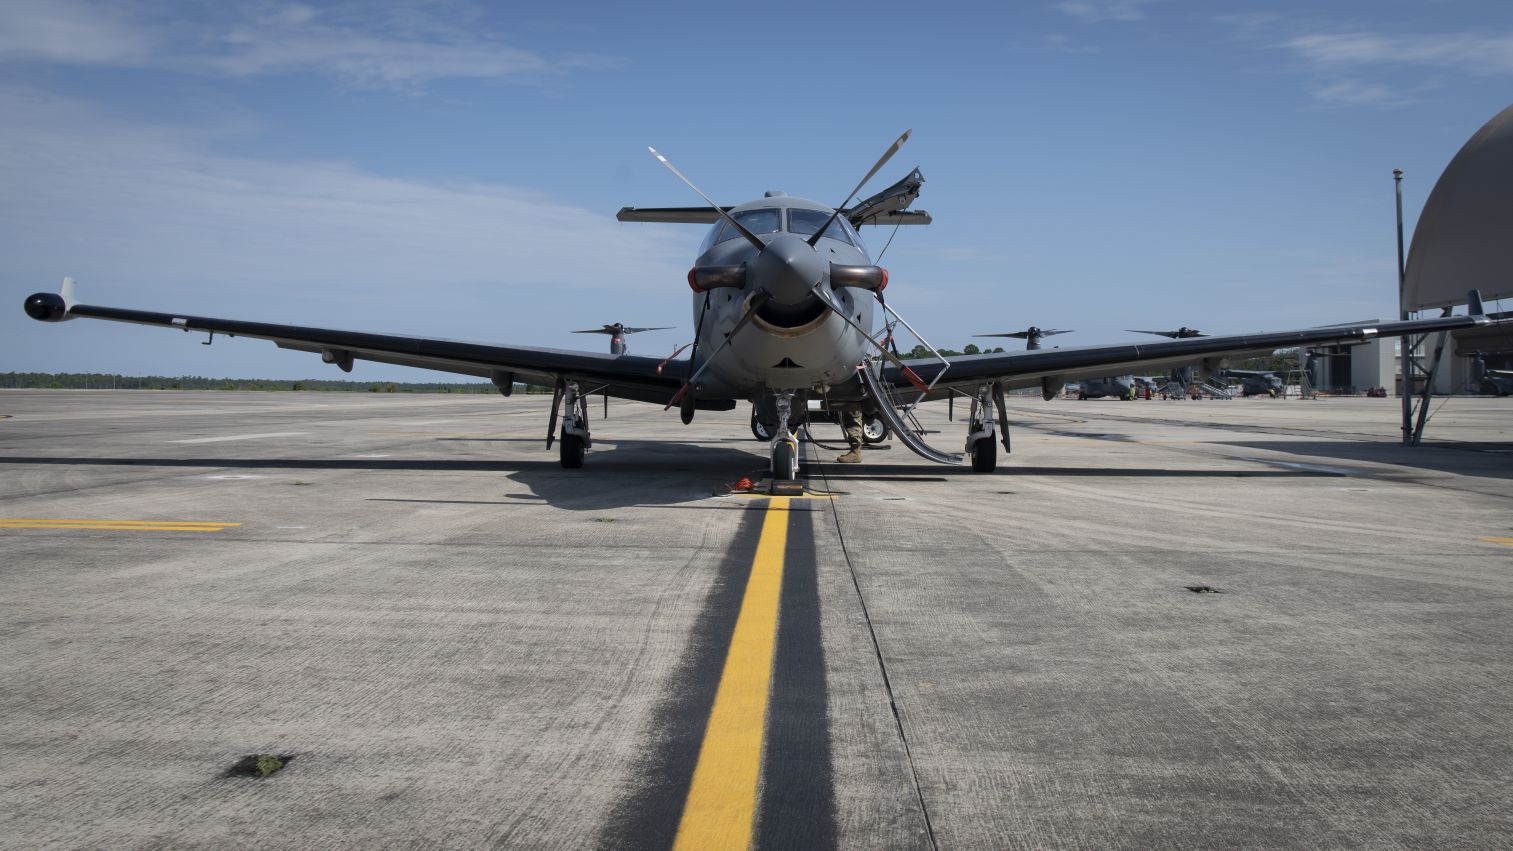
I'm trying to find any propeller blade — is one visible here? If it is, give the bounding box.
[808,129,912,247]
[808,283,928,394]
[974,332,1031,339]
[621,326,673,334]
[666,293,771,410]
[572,328,617,335]
[648,147,766,251]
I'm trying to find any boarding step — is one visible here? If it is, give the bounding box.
[858,362,965,466]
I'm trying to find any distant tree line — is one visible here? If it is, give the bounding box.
[0,372,557,394]
[904,343,1007,358]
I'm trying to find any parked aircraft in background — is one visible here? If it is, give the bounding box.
[975,326,1073,350]
[1470,352,1513,396]
[1129,327,1206,339]
[1076,376,1136,400]
[1223,369,1286,398]
[23,131,1500,481]
[572,323,672,355]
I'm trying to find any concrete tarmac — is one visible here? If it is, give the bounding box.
[1,390,1510,848]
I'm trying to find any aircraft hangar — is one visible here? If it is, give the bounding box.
[1397,101,1513,395]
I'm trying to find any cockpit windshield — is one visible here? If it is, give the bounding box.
[787,208,857,247]
[698,207,783,254]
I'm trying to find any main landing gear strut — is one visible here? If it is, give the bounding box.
[557,380,592,468]
[965,381,1011,473]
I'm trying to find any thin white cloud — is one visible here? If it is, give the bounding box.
[1285,31,1513,75]
[1308,78,1407,108]
[0,0,604,87]
[1054,0,1157,23]
[1043,33,1101,55]
[0,0,153,64]
[0,87,688,336]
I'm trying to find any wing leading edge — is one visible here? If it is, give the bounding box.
[28,292,732,409]
[885,306,1494,400]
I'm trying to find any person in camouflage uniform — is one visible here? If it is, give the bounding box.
[836,406,864,463]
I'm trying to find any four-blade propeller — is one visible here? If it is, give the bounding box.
[648,133,915,407]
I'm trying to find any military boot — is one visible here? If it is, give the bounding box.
[836,449,862,463]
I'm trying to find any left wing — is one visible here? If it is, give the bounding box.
[883,309,1492,400]
[23,286,730,409]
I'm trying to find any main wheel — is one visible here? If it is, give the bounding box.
[970,434,997,473]
[751,417,774,441]
[772,441,796,481]
[862,415,890,444]
[559,432,585,468]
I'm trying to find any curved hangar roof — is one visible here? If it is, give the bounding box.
[1403,102,1513,312]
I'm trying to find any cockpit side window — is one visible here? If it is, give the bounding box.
[699,207,783,253]
[786,208,854,247]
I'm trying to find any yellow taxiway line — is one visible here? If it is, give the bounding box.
[672,496,791,850]
[0,519,239,531]
[1480,536,1513,548]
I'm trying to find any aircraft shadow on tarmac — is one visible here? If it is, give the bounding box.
[1217,440,1513,480]
[813,461,1347,478]
[0,440,779,511]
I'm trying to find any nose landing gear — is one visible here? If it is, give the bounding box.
[769,392,800,481]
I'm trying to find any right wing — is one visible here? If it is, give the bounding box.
[23,286,732,409]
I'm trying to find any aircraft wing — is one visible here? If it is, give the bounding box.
[30,295,726,408]
[883,312,1492,400]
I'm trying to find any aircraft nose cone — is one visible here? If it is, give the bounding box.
[750,235,824,306]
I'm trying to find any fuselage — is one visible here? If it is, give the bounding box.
[688,194,877,403]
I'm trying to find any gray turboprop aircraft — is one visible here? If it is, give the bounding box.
[21,131,1501,481]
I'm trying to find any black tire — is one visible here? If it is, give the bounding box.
[862,415,890,444]
[751,417,774,441]
[1077,392,1087,400]
[559,432,585,468]
[772,441,795,481]
[970,434,997,473]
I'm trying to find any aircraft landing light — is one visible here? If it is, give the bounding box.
[0,518,240,532]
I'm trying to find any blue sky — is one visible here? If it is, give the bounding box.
[4,0,1512,380]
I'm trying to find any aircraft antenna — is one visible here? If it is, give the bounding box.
[874,217,905,263]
